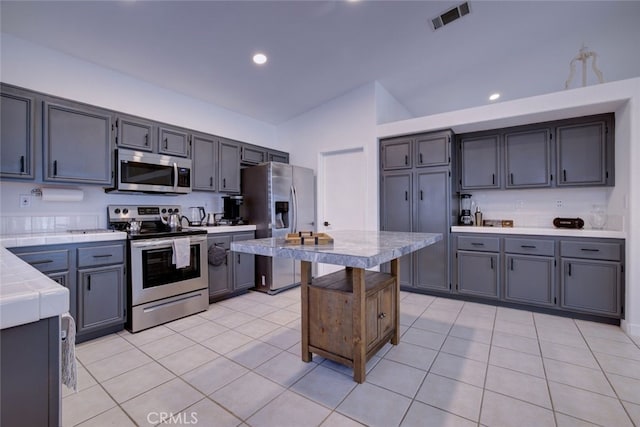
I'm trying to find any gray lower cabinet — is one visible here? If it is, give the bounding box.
[1,85,35,179]
[208,235,232,299]
[415,168,450,291]
[9,241,126,342]
[505,255,555,306]
[233,233,256,290]
[116,115,154,152]
[453,233,624,320]
[192,133,218,191]
[560,238,623,317]
[43,100,113,185]
[219,139,241,193]
[208,231,256,300]
[457,250,500,298]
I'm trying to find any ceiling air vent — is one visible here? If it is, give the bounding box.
[431,2,470,30]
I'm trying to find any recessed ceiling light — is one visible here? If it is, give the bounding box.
[253,53,267,65]
[489,93,501,101]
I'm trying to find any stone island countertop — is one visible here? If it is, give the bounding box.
[230,230,442,268]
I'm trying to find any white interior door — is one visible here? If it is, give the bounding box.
[318,147,366,277]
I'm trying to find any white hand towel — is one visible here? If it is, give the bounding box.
[61,312,77,392]
[172,237,191,269]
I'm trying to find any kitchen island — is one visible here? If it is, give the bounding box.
[231,230,442,382]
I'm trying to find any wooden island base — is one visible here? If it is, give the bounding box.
[300,259,400,383]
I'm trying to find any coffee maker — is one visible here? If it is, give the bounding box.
[459,193,474,225]
[222,195,244,225]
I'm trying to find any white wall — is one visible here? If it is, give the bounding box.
[378,77,640,337]
[0,33,279,227]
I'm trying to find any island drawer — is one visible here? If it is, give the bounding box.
[77,243,125,267]
[16,250,70,273]
[561,240,621,261]
[504,238,555,256]
[457,236,500,252]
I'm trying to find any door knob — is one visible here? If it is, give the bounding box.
[323,221,330,226]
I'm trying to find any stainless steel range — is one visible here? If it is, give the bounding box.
[108,205,209,333]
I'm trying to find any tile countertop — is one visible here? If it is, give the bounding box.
[201,225,257,234]
[451,226,626,239]
[231,230,442,268]
[0,246,70,329]
[0,230,128,249]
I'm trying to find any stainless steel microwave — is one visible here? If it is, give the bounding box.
[111,149,192,194]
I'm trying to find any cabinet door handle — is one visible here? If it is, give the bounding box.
[405,191,408,201]
[144,134,149,146]
[209,176,213,187]
[223,178,226,188]
[29,259,53,265]
[419,153,423,164]
[20,155,25,173]
[492,174,495,185]
[510,173,514,185]
[87,275,91,291]
[490,258,494,270]
[510,258,514,270]
[568,263,572,276]
[420,190,423,200]
[237,254,241,264]
[580,248,600,252]
[404,155,408,165]
[563,169,567,182]
[520,245,536,249]
[53,160,58,176]
[164,137,169,149]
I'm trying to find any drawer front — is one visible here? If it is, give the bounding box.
[17,250,70,273]
[457,236,500,252]
[77,244,124,268]
[561,240,621,261]
[209,235,231,250]
[505,238,555,256]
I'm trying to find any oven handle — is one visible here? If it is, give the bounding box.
[130,236,206,249]
[173,162,178,190]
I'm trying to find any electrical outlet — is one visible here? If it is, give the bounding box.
[556,200,563,208]
[19,194,31,208]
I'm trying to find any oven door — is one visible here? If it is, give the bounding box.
[130,235,208,306]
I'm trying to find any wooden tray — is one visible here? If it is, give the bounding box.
[285,232,334,245]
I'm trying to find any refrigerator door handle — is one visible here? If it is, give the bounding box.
[291,184,298,233]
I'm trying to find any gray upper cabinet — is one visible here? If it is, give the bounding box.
[116,116,154,152]
[504,128,551,188]
[218,139,241,193]
[268,150,289,164]
[556,115,613,187]
[159,126,190,157]
[1,86,35,179]
[43,101,113,185]
[192,133,217,192]
[460,133,500,189]
[415,168,450,291]
[415,132,450,167]
[381,137,412,170]
[241,144,266,165]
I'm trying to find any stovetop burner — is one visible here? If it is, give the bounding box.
[107,204,208,239]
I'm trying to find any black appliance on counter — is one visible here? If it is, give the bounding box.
[221,195,244,225]
[107,204,208,332]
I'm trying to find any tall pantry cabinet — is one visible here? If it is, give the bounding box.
[380,130,457,292]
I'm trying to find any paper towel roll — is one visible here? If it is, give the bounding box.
[40,188,84,202]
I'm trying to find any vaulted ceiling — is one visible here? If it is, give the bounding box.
[2,1,639,124]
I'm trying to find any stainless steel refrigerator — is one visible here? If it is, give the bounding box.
[241,162,315,293]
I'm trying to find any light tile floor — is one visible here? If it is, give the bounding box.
[64,289,640,427]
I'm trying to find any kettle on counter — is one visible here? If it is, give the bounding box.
[160,213,182,230]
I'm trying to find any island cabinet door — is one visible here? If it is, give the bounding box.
[365,284,395,352]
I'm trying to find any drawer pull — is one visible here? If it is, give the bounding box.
[92,254,113,258]
[29,259,53,265]
[520,245,537,249]
[471,242,485,246]
[580,248,600,252]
